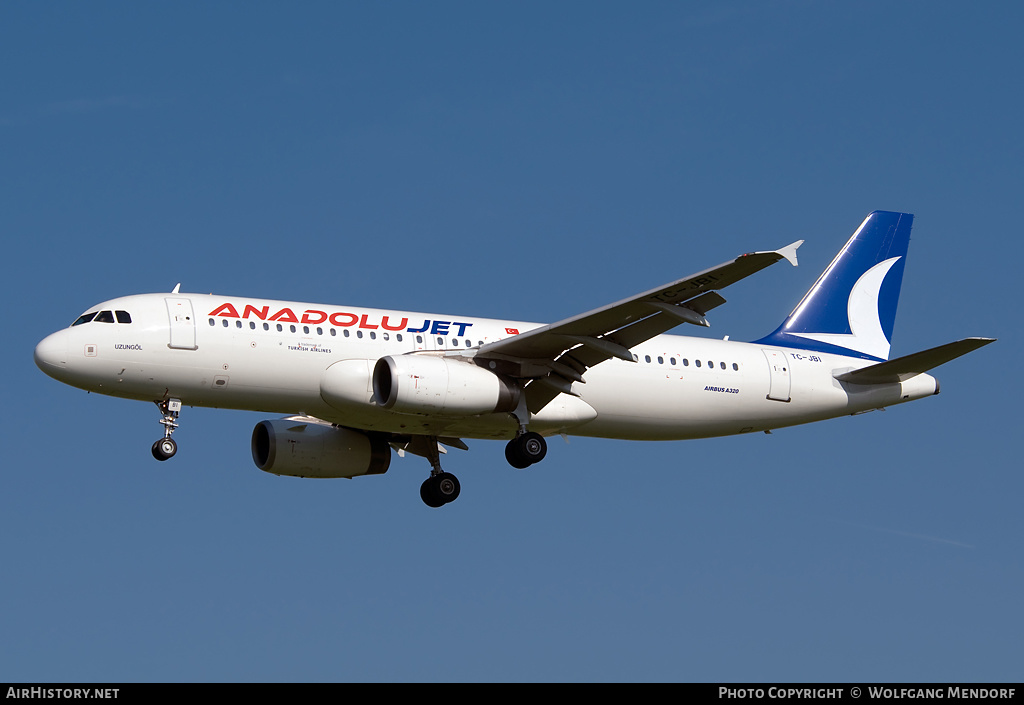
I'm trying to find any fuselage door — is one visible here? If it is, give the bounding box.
[166,297,198,350]
[762,348,791,402]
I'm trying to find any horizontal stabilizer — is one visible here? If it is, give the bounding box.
[834,337,995,385]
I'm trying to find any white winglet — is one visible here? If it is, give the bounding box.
[776,240,803,267]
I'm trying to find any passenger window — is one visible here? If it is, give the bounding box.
[222,319,229,327]
[683,359,689,367]
[397,334,403,342]
[250,321,256,330]
[657,356,664,364]
[720,362,726,370]
[357,331,363,339]
[695,360,701,368]
[303,326,310,334]
[72,312,97,326]
[95,310,115,323]
[115,310,132,324]
[645,355,651,363]
[236,320,242,328]
[732,363,739,371]
[208,318,216,326]
[670,357,676,366]
[370,332,376,340]
[290,325,297,333]
[264,323,270,331]
[276,324,283,332]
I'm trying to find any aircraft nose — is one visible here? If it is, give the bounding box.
[34,329,69,375]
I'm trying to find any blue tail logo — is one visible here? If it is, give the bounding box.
[753,211,913,361]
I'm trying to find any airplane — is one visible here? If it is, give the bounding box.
[34,211,994,507]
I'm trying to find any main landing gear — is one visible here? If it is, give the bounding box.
[420,437,461,508]
[421,472,461,508]
[151,398,181,461]
[415,430,548,507]
[505,431,547,469]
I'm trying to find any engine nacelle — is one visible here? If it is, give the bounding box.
[251,417,391,478]
[373,355,520,416]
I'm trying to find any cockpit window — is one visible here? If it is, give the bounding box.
[71,310,133,326]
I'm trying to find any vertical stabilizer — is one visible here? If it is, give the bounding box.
[753,211,913,361]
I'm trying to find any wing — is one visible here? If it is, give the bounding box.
[476,240,803,412]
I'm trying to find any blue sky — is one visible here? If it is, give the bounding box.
[3,1,1021,682]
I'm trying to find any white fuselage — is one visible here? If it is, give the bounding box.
[34,292,939,443]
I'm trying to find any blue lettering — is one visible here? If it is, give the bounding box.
[401,319,472,336]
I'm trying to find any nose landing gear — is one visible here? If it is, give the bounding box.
[151,398,181,461]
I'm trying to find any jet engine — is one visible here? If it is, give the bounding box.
[251,417,391,478]
[373,355,520,415]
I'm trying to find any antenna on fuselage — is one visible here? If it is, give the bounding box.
[171,283,181,294]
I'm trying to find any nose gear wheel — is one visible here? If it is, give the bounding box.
[152,398,182,461]
[152,437,177,461]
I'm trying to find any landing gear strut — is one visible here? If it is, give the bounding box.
[152,398,181,461]
[419,437,461,508]
[505,431,547,469]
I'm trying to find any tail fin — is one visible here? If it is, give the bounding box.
[753,211,913,361]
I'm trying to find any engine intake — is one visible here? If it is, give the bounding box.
[373,355,520,415]
[252,417,391,478]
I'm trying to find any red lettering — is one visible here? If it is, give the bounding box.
[243,304,270,320]
[270,307,299,323]
[381,316,408,331]
[329,312,358,327]
[209,303,240,317]
[301,310,328,325]
[358,314,379,329]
